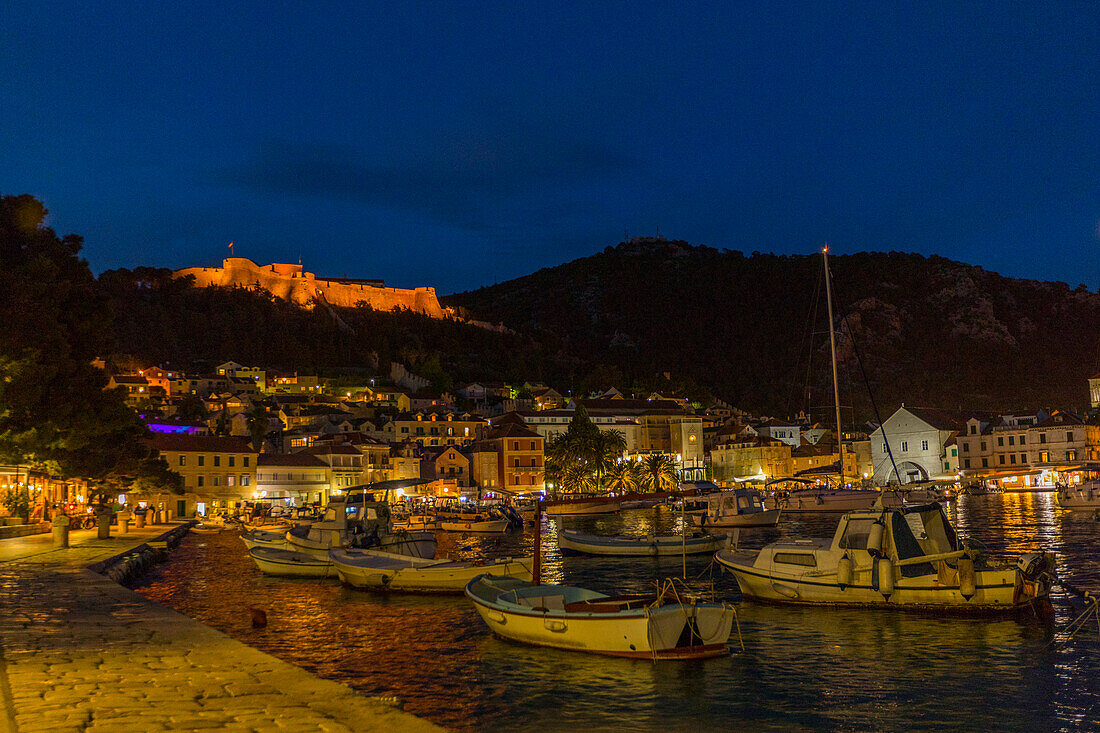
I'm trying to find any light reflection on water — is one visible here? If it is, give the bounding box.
[132,496,1100,731]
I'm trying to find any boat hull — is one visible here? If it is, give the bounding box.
[333,553,532,593]
[545,500,621,516]
[240,529,291,551]
[689,509,781,528]
[715,552,1045,612]
[465,576,733,659]
[439,519,510,533]
[249,548,335,578]
[558,530,728,556]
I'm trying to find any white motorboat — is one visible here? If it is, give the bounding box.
[285,494,436,559]
[1056,480,1100,511]
[544,498,621,516]
[249,547,336,578]
[465,575,734,659]
[329,549,532,592]
[716,501,1053,612]
[687,488,781,528]
[558,529,730,556]
[777,488,904,513]
[240,527,292,551]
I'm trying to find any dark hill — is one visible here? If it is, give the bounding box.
[444,238,1100,418]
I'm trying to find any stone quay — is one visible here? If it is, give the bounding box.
[0,522,438,732]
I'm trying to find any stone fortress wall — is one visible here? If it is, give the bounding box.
[174,258,447,318]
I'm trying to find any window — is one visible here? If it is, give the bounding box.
[951,448,957,457]
[901,441,908,452]
[212,476,220,486]
[1020,436,1026,445]
[1067,450,1077,461]
[774,553,817,567]
[513,458,520,467]
[214,456,220,467]
[197,476,204,487]
[1067,431,1074,442]
[229,457,235,467]
[944,462,950,471]
[921,440,928,451]
[179,455,186,466]
[1008,436,1014,446]
[243,457,249,467]
[227,476,236,487]
[198,455,205,466]
[1009,455,1016,465]
[969,425,977,435]
[964,459,971,469]
[962,443,969,453]
[997,437,1004,447]
[1040,433,1046,444]
[999,455,1005,465]
[242,475,251,486]
[839,519,875,550]
[982,458,989,468]
[980,442,987,451]
[1020,454,1027,464]
[1040,451,1050,462]
[512,441,519,450]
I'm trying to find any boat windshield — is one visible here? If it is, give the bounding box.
[838,518,876,550]
[890,513,935,577]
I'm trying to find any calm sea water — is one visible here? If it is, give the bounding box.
[132,494,1100,731]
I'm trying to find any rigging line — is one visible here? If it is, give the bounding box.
[837,308,901,485]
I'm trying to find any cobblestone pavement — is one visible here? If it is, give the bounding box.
[0,524,439,732]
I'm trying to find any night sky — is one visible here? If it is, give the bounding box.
[2,2,1098,294]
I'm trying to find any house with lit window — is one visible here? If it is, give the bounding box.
[381,411,486,448]
[709,436,791,485]
[255,453,332,505]
[485,423,544,494]
[148,434,257,517]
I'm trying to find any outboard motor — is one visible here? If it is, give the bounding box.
[1017,552,1054,580]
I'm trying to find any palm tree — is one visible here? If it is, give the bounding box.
[604,459,639,494]
[561,461,596,494]
[641,454,678,492]
[585,429,627,492]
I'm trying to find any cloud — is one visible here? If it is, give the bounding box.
[213,130,638,231]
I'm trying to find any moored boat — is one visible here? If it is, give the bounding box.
[330,549,532,592]
[1056,480,1100,511]
[465,575,734,659]
[240,527,292,551]
[558,529,730,556]
[438,517,510,533]
[544,497,621,515]
[686,488,781,528]
[715,501,1053,611]
[249,547,336,578]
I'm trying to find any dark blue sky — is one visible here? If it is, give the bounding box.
[3,2,1098,294]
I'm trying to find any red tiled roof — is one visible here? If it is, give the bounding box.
[258,453,328,467]
[487,423,542,440]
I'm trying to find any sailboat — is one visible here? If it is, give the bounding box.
[715,249,1054,611]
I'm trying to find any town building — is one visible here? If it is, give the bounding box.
[148,434,258,516]
[869,407,964,484]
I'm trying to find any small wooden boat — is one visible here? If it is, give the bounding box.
[466,575,734,659]
[558,529,730,556]
[248,547,336,578]
[330,549,532,592]
[438,517,510,533]
[240,528,291,551]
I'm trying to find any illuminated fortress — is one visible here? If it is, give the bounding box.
[174,258,447,318]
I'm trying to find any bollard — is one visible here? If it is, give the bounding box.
[165,508,174,523]
[96,509,112,539]
[134,512,145,529]
[117,511,131,535]
[52,514,70,548]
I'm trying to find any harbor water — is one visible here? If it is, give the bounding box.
[132,493,1100,731]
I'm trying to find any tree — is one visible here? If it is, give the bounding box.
[640,454,678,492]
[246,404,270,453]
[0,194,179,500]
[604,459,640,494]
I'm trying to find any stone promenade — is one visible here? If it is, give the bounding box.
[0,523,439,732]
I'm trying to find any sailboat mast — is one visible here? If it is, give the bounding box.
[822,246,844,486]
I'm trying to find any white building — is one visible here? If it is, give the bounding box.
[870,407,964,484]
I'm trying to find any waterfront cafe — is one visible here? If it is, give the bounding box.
[959,461,1099,491]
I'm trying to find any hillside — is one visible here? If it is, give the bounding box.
[98,267,571,390]
[445,238,1100,419]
